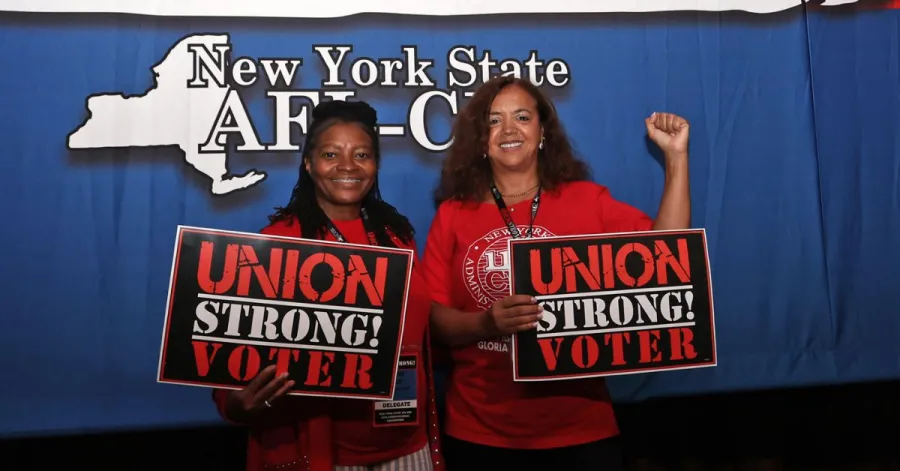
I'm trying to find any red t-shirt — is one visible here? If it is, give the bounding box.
[421,181,654,450]
[261,217,430,466]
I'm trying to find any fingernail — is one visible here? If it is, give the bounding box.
[281,372,289,379]
[531,296,537,303]
[537,305,544,312]
[537,313,543,319]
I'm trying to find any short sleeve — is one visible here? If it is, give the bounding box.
[421,202,456,307]
[595,185,655,233]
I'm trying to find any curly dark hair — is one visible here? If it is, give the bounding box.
[267,100,415,247]
[434,76,591,206]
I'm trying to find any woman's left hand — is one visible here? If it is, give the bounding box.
[645,112,690,158]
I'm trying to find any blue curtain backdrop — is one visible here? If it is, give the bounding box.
[0,5,898,437]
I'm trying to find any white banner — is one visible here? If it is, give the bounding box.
[0,0,861,17]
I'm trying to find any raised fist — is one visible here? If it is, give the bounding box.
[645,112,690,156]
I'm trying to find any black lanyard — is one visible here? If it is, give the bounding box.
[489,182,541,239]
[324,207,379,246]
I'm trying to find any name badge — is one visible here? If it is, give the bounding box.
[372,353,419,427]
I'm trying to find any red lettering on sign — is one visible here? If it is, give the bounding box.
[191,341,223,377]
[305,351,336,387]
[227,345,262,381]
[341,354,374,390]
[195,241,388,306]
[603,332,630,366]
[570,335,600,368]
[268,348,301,377]
[638,330,662,363]
[533,327,698,373]
[536,337,564,371]
[526,238,691,294]
[668,327,698,360]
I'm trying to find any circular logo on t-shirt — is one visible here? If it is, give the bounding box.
[462,225,557,311]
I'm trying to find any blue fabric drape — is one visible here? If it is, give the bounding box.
[0,7,897,436]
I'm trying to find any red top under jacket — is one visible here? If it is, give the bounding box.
[212,216,444,471]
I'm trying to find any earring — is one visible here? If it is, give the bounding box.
[539,137,545,149]
[483,153,487,159]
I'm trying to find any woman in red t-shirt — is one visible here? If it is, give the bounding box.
[212,100,444,471]
[421,76,692,469]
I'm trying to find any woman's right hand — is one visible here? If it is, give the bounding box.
[224,365,295,423]
[486,295,544,335]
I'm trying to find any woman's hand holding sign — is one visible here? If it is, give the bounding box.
[486,295,544,335]
[225,365,295,423]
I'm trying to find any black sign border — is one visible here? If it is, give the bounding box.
[508,228,717,382]
[156,225,415,401]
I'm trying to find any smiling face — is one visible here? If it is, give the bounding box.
[304,120,377,219]
[486,84,544,173]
